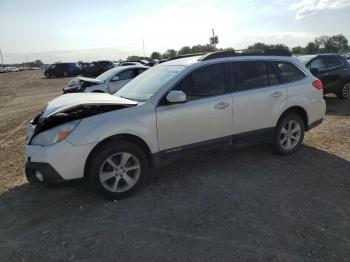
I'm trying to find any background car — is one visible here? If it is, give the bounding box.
[298,54,350,99]
[45,63,80,78]
[63,65,148,94]
[6,67,19,72]
[80,61,114,77]
[0,67,7,73]
[118,61,144,67]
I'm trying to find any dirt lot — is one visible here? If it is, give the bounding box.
[0,70,349,262]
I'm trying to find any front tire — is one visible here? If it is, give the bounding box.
[337,82,350,99]
[273,113,305,155]
[86,141,149,199]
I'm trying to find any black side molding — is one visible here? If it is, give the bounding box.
[308,118,324,131]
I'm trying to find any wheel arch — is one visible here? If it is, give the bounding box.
[276,106,309,131]
[84,133,154,178]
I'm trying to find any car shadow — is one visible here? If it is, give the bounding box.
[324,95,350,116]
[1,144,350,261]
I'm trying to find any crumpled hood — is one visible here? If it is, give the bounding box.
[68,76,104,86]
[43,93,138,118]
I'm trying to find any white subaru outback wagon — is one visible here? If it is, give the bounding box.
[25,50,326,199]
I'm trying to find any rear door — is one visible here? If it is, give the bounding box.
[230,61,287,135]
[156,63,233,151]
[324,55,346,92]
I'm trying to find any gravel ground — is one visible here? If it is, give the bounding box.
[0,70,349,262]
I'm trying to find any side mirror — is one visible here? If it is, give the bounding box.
[166,90,186,104]
[310,68,319,74]
[111,76,119,82]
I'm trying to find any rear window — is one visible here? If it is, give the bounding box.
[273,61,305,83]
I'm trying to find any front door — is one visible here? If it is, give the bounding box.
[156,63,233,152]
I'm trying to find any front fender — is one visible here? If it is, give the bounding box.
[67,103,158,153]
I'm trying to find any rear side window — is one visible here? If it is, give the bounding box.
[326,56,343,68]
[138,68,147,74]
[175,63,225,101]
[273,62,305,83]
[266,62,280,85]
[230,61,269,91]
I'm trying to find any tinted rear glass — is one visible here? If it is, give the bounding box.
[230,61,269,91]
[327,56,343,68]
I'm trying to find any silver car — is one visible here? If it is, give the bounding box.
[63,65,148,94]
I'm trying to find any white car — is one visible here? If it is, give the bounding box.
[6,67,19,72]
[0,67,7,73]
[25,50,326,199]
[63,65,148,94]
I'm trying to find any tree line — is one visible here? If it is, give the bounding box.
[126,34,349,61]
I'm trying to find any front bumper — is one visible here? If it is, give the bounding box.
[26,162,64,185]
[25,140,97,184]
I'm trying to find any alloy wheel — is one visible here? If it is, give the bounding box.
[341,83,350,99]
[99,152,141,193]
[279,120,301,150]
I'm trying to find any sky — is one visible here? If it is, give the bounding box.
[0,0,350,63]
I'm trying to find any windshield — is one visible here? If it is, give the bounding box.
[96,68,118,81]
[117,65,185,101]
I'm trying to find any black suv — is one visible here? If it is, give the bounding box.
[45,63,80,78]
[80,61,114,77]
[299,54,350,99]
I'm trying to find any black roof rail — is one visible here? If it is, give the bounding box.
[169,53,206,61]
[198,49,292,61]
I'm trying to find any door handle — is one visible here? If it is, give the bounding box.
[271,92,282,98]
[214,102,230,110]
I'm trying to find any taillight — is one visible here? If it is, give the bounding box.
[312,79,323,92]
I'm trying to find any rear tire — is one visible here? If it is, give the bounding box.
[86,141,149,199]
[273,113,305,155]
[337,82,350,99]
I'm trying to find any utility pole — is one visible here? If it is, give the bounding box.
[0,48,4,65]
[209,28,219,49]
[212,28,215,49]
[143,39,145,56]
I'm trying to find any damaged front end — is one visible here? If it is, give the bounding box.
[28,104,131,144]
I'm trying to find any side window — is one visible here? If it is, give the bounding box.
[175,63,225,101]
[326,56,343,68]
[138,68,147,75]
[309,57,326,71]
[273,61,305,83]
[231,61,269,91]
[118,69,137,80]
[50,64,56,69]
[267,62,280,85]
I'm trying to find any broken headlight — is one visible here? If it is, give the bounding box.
[31,120,80,146]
